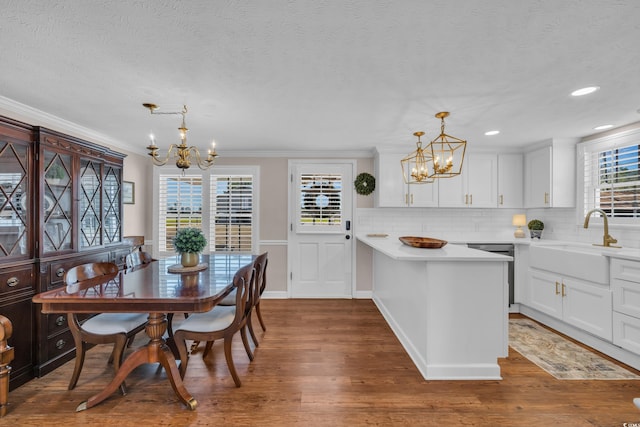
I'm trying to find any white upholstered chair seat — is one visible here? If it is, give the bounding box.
[81,313,148,335]
[175,306,236,334]
[218,289,236,306]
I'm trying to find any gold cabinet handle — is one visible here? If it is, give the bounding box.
[555,281,560,295]
[544,192,549,205]
[561,282,566,297]
[405,193,409,205]
[465,194,468,205]
[470,194,473,205]
[500,195,504,205]
[411,194,414,205]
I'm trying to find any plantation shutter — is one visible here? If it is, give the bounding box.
[583,141,640,218]
[210,175,253,252]
[158,174,203,252]
[297,173,343,233]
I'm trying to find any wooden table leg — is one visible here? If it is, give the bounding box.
[76,313,197,412]
[0,315,14,417]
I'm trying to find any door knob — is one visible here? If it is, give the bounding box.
[345,235,351,240]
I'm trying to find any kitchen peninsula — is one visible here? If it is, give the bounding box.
[358,234,512,380]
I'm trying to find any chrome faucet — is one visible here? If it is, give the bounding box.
[583,208,620,247]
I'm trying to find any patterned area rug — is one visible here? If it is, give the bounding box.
[509,318,640,380]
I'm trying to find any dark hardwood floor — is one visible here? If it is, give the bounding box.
[3,300,640,426]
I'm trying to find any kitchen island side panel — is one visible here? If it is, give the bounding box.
[372,250,508,380]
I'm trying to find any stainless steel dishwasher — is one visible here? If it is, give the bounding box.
[467,243,515,306]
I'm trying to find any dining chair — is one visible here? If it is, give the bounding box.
[125,250,154,270]
[214,252,267,356]
[171,262,255,387]
[65,262,148,394]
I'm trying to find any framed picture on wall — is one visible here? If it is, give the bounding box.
[123,181,135,204]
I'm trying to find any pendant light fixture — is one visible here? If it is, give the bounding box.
[400,131,435,184]
[427,111,466,178]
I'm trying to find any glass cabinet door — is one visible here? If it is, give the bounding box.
[79,159,102,248]
[0,140,29,257]
[102,165,121,244]
[43,151,72,253]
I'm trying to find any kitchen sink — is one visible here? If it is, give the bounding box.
[529,243,613,284]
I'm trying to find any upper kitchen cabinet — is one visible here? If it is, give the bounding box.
[36,128,126,257]
[524,139,576,208]
[438,153,498,208]
[497,153,523,208]
[374,149,438,207]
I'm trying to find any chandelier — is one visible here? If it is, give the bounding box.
[143,103,218,171]
[400,131,434,184]
[427,111,466,178]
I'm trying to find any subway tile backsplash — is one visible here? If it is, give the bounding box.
[356,207,640,249]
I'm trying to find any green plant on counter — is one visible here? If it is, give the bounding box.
[172,227,207,254]
[527,219,544,230]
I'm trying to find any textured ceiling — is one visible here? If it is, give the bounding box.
[1,0,640,156]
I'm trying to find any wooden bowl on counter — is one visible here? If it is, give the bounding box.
[398,236,448,249]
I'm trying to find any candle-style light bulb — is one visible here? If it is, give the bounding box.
[149,133,156,147]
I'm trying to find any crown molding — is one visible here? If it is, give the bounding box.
[217,149,375,158]
[0,95,133,152]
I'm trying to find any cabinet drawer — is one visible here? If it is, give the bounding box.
[611,258,640,282]
[47,313,95,337]
[612,278,640,318]
[613,311,640,354]
[48,253,110,287]
[46,330,75,359]
[0,264,34,294]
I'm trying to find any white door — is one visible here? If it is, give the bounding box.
[289,161,354,298]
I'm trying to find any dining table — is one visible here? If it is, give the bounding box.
[32,253,256,412]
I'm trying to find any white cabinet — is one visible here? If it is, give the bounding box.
[438,153,497,208]
[498,153,523,208]
[612,258,640,353]
[524,139,576,208]
[374,150,438,207]
[529,267,612,340]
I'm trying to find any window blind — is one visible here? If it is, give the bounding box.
[210,175,253,252]
[299,173,342,227]
[583,142,640,218]
[158,175,203,252]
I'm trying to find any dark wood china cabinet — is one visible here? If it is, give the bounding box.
[0,116,129,389]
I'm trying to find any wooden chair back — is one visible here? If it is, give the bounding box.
[232,263,255,326]
[64,262,119,291]
[125,251,153,270]
[252,252,268,307]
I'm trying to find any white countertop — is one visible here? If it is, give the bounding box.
[356,233,513,261]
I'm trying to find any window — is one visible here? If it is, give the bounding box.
[154,166,258,256]
[299,173,342,227]
[158,175,203,252]
[580,127,640,221]
[210,175,253,252]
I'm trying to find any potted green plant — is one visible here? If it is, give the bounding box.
[528,219,544,239]
[173,227,207,267]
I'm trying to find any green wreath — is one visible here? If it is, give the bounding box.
[354,172,376,196]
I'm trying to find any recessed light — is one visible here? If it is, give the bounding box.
[571,86,600,97]
[484,130,500,136]
[594,124,613,130]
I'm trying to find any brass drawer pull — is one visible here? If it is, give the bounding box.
[555,281,560,295]
[7,276,19,287]
[55,339,66,350]
[55,315,66,326]
[56,267,65,277]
